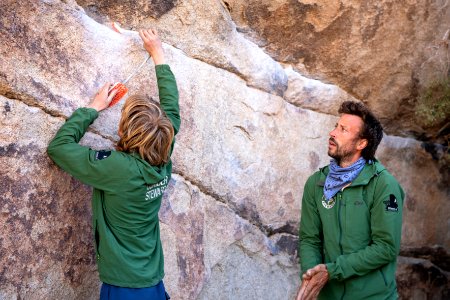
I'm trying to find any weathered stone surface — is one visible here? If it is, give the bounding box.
[76,0,289,96]
[377,136,450,249]
[284,66,358,115]
[0,96,101,299]
[160,174,299,300]
[0,0,448,299]
[224,0,450,137]
[170,53,335,235]
[397,255,450,300]
[400,245,450,272]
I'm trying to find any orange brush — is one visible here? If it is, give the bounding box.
[108,82,128,107]
[108,54,150,107]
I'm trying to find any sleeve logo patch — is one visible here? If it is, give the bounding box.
[383,194,399,212]
[95,150,111,160]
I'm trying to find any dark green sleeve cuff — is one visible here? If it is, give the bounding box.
[155,64,171,73]
[325,263,337,280]
[78,107,99,120]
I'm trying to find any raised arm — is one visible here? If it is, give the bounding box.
[139,29,180,135]
[47,85,124,191]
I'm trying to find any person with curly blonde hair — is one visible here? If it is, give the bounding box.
[48,29,179,300]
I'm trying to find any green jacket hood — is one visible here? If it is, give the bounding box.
[129,152,171,185]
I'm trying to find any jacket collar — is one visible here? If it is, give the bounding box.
[317,159,385,187]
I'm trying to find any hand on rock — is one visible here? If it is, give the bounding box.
[87,83,117,111]
[139,28,165,65]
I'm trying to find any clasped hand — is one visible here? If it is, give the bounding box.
[296,264,329,300]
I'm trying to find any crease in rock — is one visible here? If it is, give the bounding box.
[0,85,67,120]
[232,125,254,141]
[179,47,349,117]
[396,255,450,299]
[400,245,450,272]
[184,48,349,118]
[238,100,256,112]
[0,86,116,146]
[282,99,341,118]
[282,65,357,116]
[189,52,249,84]
[194,32,289,97]
[232,238,267,258]
[86,127,117,144]
[172,169,298,239]
[171,42,287,97]
[291,105,336,117]
[0,81,121,147]
[163,37,286,97]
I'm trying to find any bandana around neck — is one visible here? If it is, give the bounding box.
[323,157,366,201]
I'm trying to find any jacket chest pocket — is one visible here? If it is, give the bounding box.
[345,196,371,245]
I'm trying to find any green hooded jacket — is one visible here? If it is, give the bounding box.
[47,64,180,288]
[299,160,404,300]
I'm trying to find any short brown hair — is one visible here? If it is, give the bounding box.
[117,95,174,166]
[338,101,383,160]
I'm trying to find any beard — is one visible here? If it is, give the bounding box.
[328,137,359,164]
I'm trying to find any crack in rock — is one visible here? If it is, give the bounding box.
[172,169,298,238]
[0,86,67,120]
[232,125,254,141]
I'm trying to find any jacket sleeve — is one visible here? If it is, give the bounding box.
[156,64,180,136]
[47,107,125,191]
[325,172,404,281]
[299,173,324,275]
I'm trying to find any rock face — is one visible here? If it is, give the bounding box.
[397,250,450,300]
[0,0,448,299]
[224,0,450,137]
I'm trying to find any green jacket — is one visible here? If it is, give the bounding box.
[299,160,404,300]
[47,64,180,288]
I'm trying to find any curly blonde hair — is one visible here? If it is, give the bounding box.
[117,95,174,166]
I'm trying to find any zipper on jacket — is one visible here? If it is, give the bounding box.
[338,193,344,255]
[338,193,345,300]
[340,283,346,300]
[379,269,388,286]
[95,224,100,260]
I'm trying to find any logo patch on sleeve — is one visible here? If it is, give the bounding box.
[383,194,399,212]
[95,150,111,160]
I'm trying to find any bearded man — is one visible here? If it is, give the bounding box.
[296,101,404,300]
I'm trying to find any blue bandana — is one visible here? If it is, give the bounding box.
[324,157,366,201]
